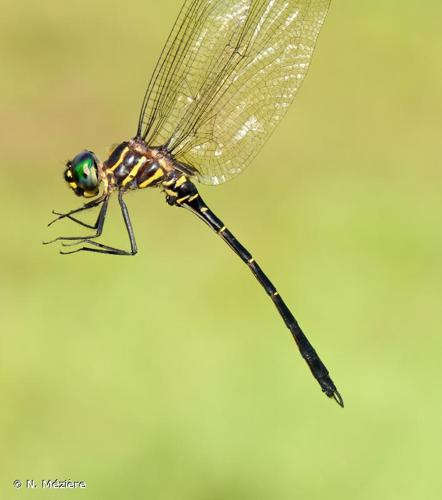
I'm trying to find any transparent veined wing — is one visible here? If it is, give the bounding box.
[137,0,330,185]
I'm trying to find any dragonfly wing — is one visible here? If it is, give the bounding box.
[138,0,330,185]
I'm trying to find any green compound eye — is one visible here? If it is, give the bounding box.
[72,151,98,189]
[65,150,100,197]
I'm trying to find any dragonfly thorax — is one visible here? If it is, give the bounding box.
[103,139,172,191]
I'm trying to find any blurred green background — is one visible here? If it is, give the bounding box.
[1,0,441,498]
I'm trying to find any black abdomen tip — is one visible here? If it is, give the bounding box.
[331,389,344,408]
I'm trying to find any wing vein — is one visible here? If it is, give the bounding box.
[138,0,330,185]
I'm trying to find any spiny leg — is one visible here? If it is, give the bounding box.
[43,196,110,245]
[170,178,343,407]
[61,190,137,256]
[47,195,106,228]
[50,211,97,229]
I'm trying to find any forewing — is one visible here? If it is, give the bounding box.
[138,0,330,185]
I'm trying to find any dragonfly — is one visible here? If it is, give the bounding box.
[45,0,343,407]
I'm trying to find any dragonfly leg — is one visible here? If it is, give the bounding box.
[47,195,106,228]
[167,177,343,407]
[43,196,110,245]
[60,190,137,256]
[50,211,97,229]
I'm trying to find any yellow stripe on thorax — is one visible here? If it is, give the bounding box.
[122,157,147,186]
[139,167,164,188]
[108,147,129,172]
[175,175,187,188]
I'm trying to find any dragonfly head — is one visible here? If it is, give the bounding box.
[64,150,101,198]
